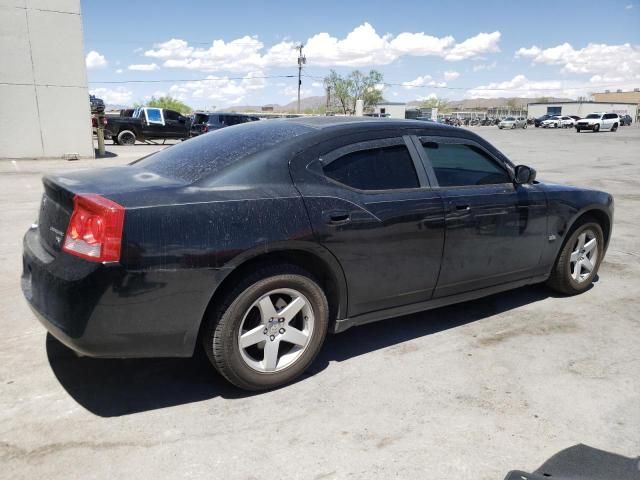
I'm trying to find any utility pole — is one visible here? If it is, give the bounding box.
[296,44,306,114]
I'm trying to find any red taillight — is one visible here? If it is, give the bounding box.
[203,125,209,133]
[63,194,125,263]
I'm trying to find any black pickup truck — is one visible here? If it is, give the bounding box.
[105,107,192,145]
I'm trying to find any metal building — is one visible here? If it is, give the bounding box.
[0,0,93,159]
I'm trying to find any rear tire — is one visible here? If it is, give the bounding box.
[117,130,136,145]
[576,128,581,133]
[201,264,329,391]
[611,123,618,132]
[547,219,604,295]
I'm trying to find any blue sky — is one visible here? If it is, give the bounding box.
[83,0,640,108]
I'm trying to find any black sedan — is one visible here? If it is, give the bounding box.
[22,118,614,390]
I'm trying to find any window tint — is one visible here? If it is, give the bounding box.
[134,121,311,183]
[323,145,419,191]
[422,142,511,187]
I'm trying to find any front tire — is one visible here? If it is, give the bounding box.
[547,219,604,295]
[611,123,618,132]
[202,264,329,391]
[576,128,581,133]
[593,124,600,133]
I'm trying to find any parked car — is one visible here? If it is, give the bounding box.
[619,114,633,126]
[190,112,260,136]
[498,117,527,129]
[105,107,192,145]
[541,116,575,128]
[22,118,614,391]
[575,113,620,133]
[534,114,555,127]
[89,95,105,114]
[569,115,582,122]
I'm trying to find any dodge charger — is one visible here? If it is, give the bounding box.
[22,118,614,390]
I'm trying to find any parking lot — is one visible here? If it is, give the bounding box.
[1,125,639,479]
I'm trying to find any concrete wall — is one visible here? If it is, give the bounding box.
[593,91,640,105]
[527,102,638,120]
[0,0,93,159]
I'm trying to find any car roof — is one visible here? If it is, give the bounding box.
[283,116,454,131]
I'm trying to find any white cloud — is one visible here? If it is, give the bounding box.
[465,74,589,99]
[146,37,267,72]
[85,50,107,69]
[168,71,267,106]
[515,42,640,84]
[444,70,460,81]
[128,63,160,71]
[311,81,324,88]
[625,3,633,8]
[402,74,446,89]
[472,61,497,72]
[115,68,123,74]
[89,87,132,105]
[143,24,501,73]
[445,31,501,61]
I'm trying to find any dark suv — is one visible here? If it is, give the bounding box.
[619,114,633,126]
[191,112,260,136]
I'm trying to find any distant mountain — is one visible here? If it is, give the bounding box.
[225,95,575,114]
[226,95,328,113]
[407,96,573,110]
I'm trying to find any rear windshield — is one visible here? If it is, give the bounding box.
[585,114,601,119]
[133,120,311,183]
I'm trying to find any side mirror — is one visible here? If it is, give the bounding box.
[514,165,536,184]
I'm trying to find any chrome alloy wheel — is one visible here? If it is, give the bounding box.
[569,230,598,283]
[237,288,314,372]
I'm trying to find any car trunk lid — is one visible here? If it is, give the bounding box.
[37,166,186,255]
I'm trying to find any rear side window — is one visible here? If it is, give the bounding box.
[164,110,180,121]
[323,145,419,191]
[422,142,511,187]
[134,121,311,183]
[146,108,163,124]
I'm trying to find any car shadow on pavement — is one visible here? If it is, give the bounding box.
[47,284,552,417]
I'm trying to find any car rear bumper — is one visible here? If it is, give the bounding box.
[21,227,220,358]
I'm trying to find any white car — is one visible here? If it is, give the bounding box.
[541,116,575,128]
[575,113,620,133]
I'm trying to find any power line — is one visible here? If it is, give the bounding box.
[88,74,295,84]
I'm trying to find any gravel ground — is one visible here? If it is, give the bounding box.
[0,126,638,479]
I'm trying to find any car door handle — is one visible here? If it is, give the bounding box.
[324,211,351,225]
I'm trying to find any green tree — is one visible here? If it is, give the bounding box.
[324,70,353,114]
[143,96,193,114]
[420,95,450,112]
[324,69,384,114]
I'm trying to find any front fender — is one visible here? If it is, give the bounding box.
[539,183,614,269]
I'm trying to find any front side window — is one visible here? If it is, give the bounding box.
[164,110,180,121]
[422,141,511,187]
[323,145,419,191]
